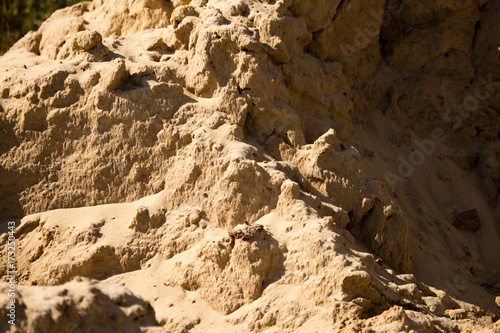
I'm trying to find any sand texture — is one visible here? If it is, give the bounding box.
[0,0,500,332]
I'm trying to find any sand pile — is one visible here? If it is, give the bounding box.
[0,0,499,332]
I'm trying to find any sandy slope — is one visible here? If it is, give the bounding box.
[0,0,499,332]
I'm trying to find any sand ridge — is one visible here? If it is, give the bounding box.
[0,0,499,332]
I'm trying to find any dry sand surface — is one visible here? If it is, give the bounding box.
[0,0,500,332]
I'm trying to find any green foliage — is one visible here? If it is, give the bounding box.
[0,0,87,54]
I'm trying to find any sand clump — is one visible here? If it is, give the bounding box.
[0,0,499,332]
[0,277,166,333]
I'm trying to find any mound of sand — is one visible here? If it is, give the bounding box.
[0,0,499,331]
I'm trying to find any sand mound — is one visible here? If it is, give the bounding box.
[0,0,499,331]
[0,277,166,332]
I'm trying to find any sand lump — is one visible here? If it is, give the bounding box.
[0,0,499,332]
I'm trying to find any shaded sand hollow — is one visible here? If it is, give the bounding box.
[0,0,500,332]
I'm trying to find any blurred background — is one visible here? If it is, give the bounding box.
[1,0,86,54]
